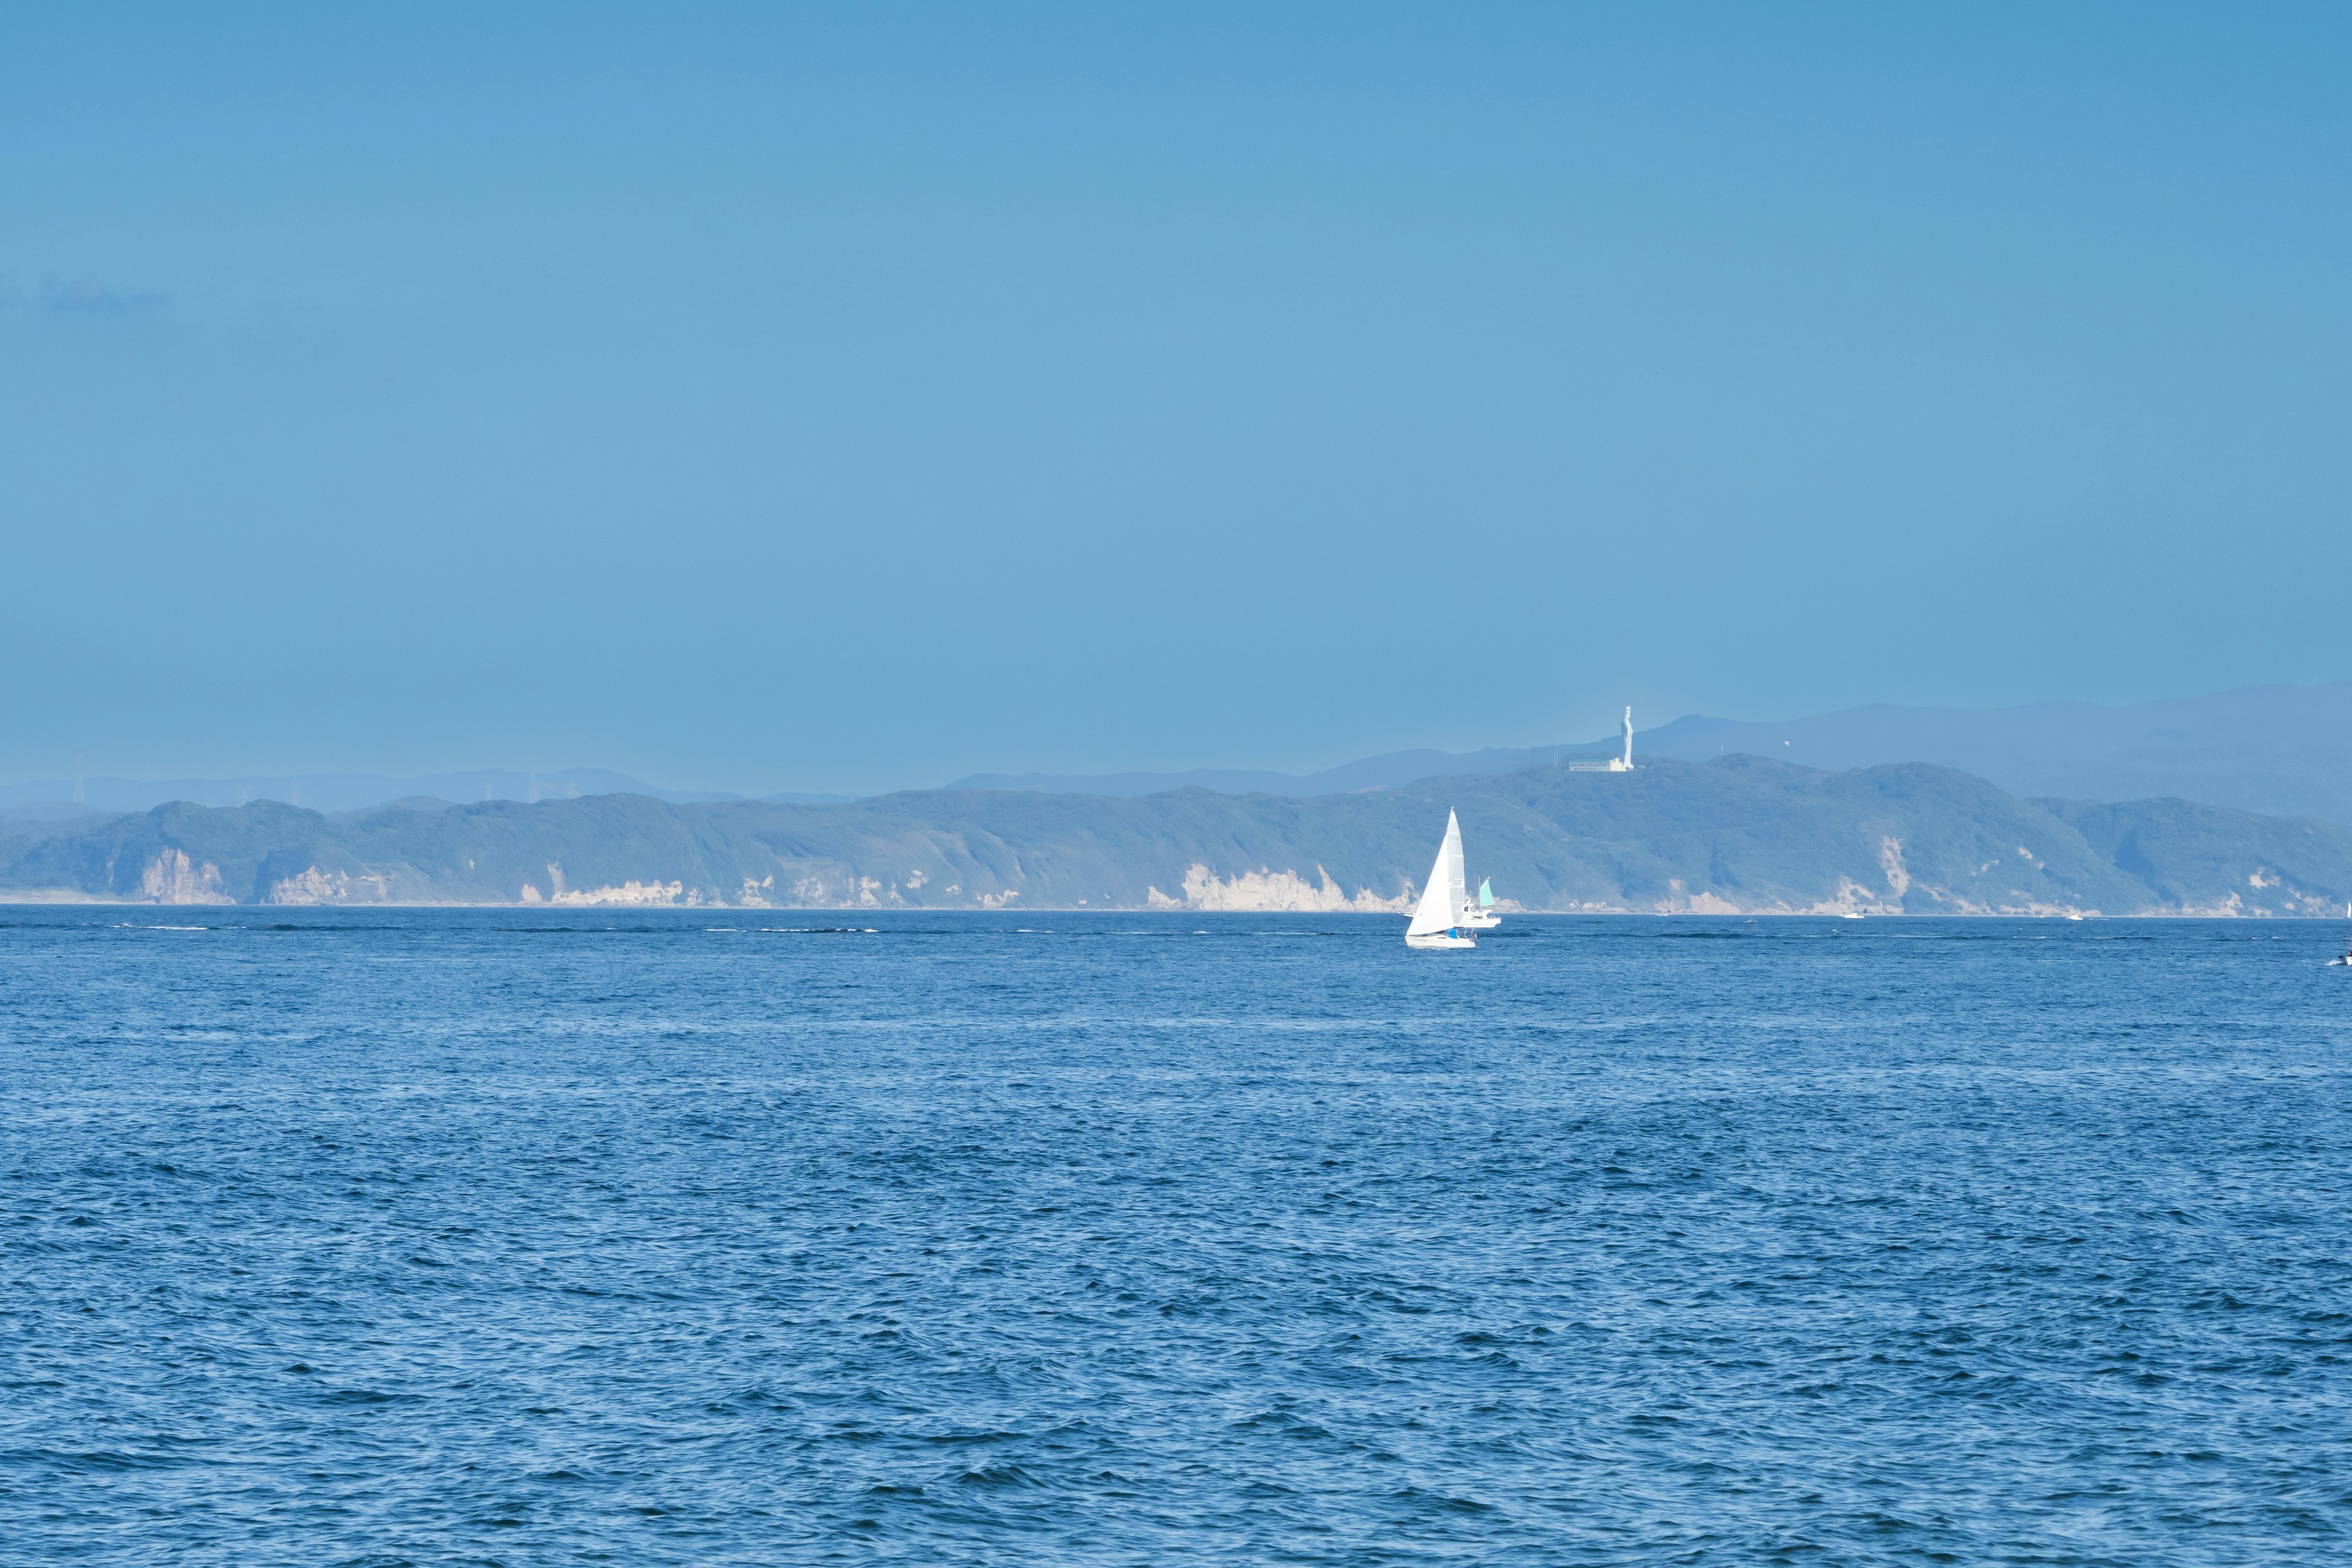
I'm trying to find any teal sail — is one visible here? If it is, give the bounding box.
[1477,877,1494,908]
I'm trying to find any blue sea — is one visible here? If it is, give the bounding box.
[5,910,2350,1565]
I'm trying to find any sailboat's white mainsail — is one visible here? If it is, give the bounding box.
[1408,810,1467,937]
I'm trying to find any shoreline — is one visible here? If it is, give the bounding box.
[0,899,2336,920]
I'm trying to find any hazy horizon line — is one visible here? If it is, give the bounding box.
[5,677,2346,804]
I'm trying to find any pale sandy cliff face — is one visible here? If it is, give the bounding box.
[266,867,394,903]
[268,866,350,903]
[12,756,2351,914]
[1159,862,1411,913]
[138,850,232,905]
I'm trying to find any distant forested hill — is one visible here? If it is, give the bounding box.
[1636,684,2352,826]
[956,682,2352,826]
[4,757,2349,915]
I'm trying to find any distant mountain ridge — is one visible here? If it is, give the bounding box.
[951,683,2352,825]
[1634,684,2352,824]
[13,682,2350,825]
[943,741,1621,799]
[0,767,851,817]
[6,755,2348,918]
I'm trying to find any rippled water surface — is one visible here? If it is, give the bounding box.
[6,910,2352,1564]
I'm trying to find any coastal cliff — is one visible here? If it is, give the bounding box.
[6,757,2350,915]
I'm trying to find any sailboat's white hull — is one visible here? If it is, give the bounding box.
[1405,809,1477,949]
[1460,908,1500,929]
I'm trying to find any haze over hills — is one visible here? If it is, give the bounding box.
[954,684,2352,826]
[943,741,1625,801]
[10,683,2348,829]
[1635,685,2352,824]
[0,769,850,818]
[7,755,2351,918]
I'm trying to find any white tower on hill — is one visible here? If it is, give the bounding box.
[1569,707,1636,772]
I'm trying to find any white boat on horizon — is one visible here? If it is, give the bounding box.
[1406,810,1476,949]
[1461,876,1501,930]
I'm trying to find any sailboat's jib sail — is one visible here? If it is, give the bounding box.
[1477,877,1494,909]
[1407,810,1466,937]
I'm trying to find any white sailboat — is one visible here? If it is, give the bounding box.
[1461,876,1500,930]
[1406,810,1476,949]
[2332,903,2352,967]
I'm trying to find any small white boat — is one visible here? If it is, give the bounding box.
[1460,876,1501,930]
[1840,911,1865,921]
[1406,810,1476,949]
[2333,905,2352,966]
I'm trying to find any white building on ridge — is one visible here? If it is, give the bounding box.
[1569,707,1635,772]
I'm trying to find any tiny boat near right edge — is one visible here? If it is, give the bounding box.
[1461,876,1501,930]
[1406,809,1477,949]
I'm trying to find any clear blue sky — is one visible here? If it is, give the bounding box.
[5,3,2347,794]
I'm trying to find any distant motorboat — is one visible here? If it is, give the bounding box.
[1840,911,1865,921]
[1406,810,1476,950]
[1460,875,1501,930]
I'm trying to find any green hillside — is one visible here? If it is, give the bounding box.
[6,756,2350,914]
